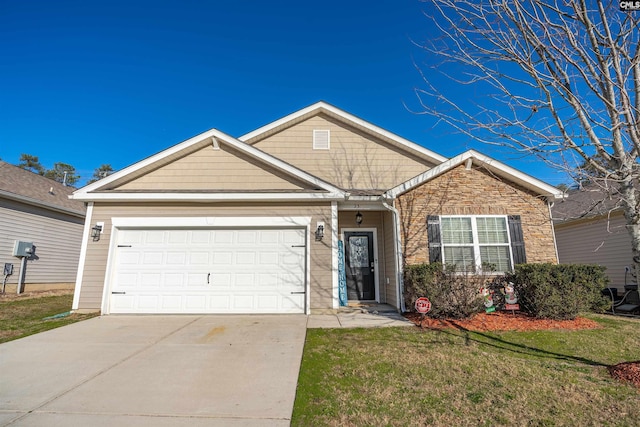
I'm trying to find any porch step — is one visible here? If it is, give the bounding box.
[341,303,398,314]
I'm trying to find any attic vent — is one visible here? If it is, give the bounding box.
[313,130,330,150]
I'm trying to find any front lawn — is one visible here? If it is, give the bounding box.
[293,314,640,426]
[0,292,98,343]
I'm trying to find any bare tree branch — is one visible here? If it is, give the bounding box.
[415,0,640,282]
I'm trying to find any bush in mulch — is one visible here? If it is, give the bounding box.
[404,263,484,319]
[509,264,611,320]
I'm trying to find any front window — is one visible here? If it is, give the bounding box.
[440,216,513,272]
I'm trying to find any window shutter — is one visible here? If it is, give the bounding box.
[426,215,442,263]
[508,215,527,265]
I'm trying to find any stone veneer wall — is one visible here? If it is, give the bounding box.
[397,164,557,266]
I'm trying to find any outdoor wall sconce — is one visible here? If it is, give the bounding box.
[355,211,363,226]
[315,224,324,241]
[91,224,103,242]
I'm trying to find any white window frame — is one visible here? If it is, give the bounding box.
[440,215,514,273]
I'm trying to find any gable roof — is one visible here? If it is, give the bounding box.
[72,128,345,202]
[239,101,448,166]
[552,182,626,224]
[0,161,86,217]
[385,150,564,200]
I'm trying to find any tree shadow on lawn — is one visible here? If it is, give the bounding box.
[431,322,609,367]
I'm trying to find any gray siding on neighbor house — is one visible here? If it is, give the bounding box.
[0,198,84,286]
[555,212,631,288]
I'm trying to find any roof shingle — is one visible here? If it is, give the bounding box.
[0,161,86,216]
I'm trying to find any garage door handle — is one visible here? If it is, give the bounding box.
[290,291,305,294]
[112,291,126,295]
[207,273,210,284]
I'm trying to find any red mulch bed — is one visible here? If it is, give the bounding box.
[404,310,601,332]
[404,311,640,389]
[609,362,640,388]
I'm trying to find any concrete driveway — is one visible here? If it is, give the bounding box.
[0,315,307,426]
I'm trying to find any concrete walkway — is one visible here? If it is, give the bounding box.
[0,315,306,427]
[307,306,414,329]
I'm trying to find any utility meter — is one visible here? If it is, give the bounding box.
[13,241,34,257]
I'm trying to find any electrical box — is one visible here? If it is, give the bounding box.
[3,263,13,275]
[13,241,34,257]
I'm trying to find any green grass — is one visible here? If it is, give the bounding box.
[0,293,98,343]
[293,314,640,427]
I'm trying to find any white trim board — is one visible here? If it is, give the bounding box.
[385,150,564,200]
[73,191,344,203]
[73,128,344,199]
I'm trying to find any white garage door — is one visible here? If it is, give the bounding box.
[108,228,306,314]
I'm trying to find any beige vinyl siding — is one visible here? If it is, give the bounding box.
[0,198,84,288]
[252,114,435,190]
[555,212,631,288]
[116,144,309,191]
[78,202,333,311]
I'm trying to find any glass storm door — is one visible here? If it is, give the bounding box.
[344,231,375,300]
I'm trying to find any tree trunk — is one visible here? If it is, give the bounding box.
[620,178,640,286]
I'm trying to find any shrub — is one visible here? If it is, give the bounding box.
[509,264,610,320]
[404,263,486,319]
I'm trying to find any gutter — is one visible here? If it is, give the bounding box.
[0,189,85,218]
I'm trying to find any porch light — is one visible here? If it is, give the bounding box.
[315,224,325,241]
[91,224,102,242]
[355,211,363,225]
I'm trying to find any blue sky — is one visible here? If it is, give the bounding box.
[0,0,565,186]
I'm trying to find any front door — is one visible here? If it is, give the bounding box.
[344,231,375,300]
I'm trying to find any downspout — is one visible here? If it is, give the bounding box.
[381,197,406,313]
[547,198,560,264]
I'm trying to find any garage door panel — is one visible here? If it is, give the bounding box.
[186,272,209,287]
[188,252,210,265]
[109,227,306,314]
[161,295,182,310]
[213,252,233,265]
[234,273,255,287]
[163,273,185,287]
[191,230,211,244]
[185,295,207,309]
[167,230,188,244]
[166,252,187,265]
[140,273,161,287]
[259,252,279,264]
[238,231,258,243]
[214,231,234,244]
[144,231,165,244]
[283,295,305,310]
[236,252,256,264]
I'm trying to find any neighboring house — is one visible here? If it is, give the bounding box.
[553,185,633,289]
[0,161,86,293]
[71,102,562,314]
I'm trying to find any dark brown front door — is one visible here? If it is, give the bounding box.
[344,231,375,300]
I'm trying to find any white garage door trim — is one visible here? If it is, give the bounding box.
[101,217,311,315]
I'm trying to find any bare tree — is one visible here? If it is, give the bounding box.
[414,1,640,281]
